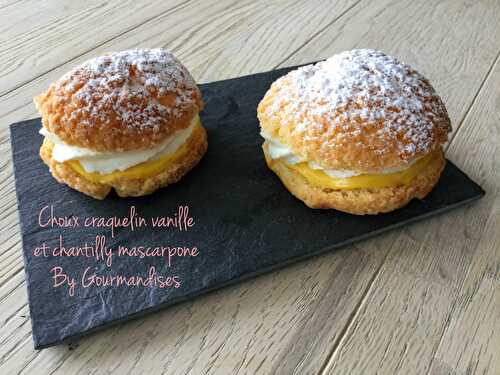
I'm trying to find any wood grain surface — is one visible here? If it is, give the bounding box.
[0,0,498,374]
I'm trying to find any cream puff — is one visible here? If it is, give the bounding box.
[257,49,451,215]
[35,48,207,199]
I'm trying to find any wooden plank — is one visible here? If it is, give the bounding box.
[0,1,366,373]
[0,1,499,374]
[425,60,500,375]
[0,0,360,122]
[1,243,392,374]
[0,0,360,288]
[0,0,188,96]
[0,273,31,369]
[319,40,500,375]
[0,0,360,290]
[268,0,500,372]
[279,0,500,133]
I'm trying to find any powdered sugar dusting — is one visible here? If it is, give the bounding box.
[267,49,450,158]
[56,48,199,130]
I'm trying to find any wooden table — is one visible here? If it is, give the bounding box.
[1,1,499,374]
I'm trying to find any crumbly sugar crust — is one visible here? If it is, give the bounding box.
[258,49,451,171]
[35,48,203,152]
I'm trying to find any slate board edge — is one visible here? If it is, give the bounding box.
[198,61,319,86]
[9,124,45,351]
[28,191,483,349]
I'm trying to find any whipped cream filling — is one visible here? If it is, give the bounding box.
[40,115,198,174]
[260,132,419,178]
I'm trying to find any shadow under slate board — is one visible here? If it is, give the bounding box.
[10,64,484,349]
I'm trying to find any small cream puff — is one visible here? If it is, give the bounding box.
[35,48,207,199]
[257,49,451,214]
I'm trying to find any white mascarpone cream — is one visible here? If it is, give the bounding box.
[260,131,419,178]
[40,115,198,174]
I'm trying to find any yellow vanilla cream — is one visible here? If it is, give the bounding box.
[41,115,202,183]
[261,132,433,190]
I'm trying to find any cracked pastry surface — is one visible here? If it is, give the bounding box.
[35,48,207,199]
[257,49,451,214]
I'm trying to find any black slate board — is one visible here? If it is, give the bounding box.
[10,65,485,349]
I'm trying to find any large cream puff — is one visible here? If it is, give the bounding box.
[257,49,451,215]
[35,48,207,199]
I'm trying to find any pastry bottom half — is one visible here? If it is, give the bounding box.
[264,149,446,215]
[40,125,207,199]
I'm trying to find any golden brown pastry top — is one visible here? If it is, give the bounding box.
[34,49,203,152]
[258,49,451,171]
